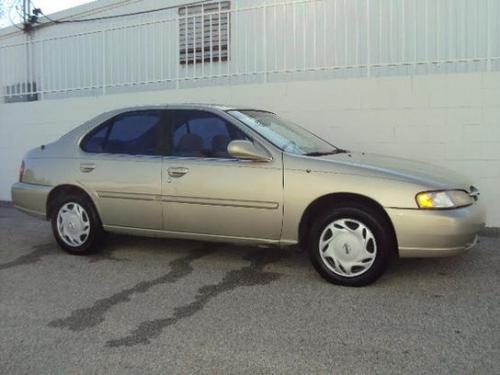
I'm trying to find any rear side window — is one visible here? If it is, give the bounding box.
[82,111,162,155]
[82,125,109,153]
[169,110,248,158]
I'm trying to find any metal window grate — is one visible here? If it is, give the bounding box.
[4,82,38,103]
[178,1,230,65]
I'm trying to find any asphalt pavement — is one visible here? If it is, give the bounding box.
[1,206,499,374]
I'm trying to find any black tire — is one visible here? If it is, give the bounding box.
[307,203,395,287]
[50,193,105,255]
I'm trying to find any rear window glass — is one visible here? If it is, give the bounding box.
[82,111,162,155]
[82,125,109,153]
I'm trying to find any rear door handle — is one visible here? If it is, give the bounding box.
[167,167,189,178]
[80,163,96,173]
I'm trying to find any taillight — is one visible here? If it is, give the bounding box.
[19,160,25,182]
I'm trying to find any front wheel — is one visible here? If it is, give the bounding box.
[51,194,105,255]
[308,204,394,286]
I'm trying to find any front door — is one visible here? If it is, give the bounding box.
[78,110,165,229]
[162,109,283,240]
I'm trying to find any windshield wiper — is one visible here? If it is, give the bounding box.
[305,149,348,156]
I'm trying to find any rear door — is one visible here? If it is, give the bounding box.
[161,109,283,240]
[78,110,166,229]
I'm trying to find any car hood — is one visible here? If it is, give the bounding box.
[317,152,472,190]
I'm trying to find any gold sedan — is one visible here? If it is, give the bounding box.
[11,105,485,286]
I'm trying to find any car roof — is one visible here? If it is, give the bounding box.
[107,103,272,112]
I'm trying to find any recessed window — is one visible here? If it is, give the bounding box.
[178,1,231,65]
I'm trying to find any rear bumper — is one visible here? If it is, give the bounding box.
[387,202,486,258]
[11,182,51,218]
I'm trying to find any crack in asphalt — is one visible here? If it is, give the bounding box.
[105,248,285,348]
[87,250,130,263]
[48,245,215,331]
[0,243,55,270]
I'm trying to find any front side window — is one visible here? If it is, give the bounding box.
[82,111,162,155]
[169,110,247,158]
[227,110,338,156]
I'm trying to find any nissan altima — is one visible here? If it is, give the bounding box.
[11,104,485,286]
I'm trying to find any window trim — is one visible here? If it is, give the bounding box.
[80,110,166,156]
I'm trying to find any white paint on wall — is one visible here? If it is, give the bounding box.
[1,71,500,225]
[1,0,499,101]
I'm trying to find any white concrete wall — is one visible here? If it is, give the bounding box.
[1,71,499,226]
[2,0,499,101]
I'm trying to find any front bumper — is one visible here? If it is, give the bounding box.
[386,202,486,258]
[11,182,52,218]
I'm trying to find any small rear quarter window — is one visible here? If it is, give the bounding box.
[81,124,110,153]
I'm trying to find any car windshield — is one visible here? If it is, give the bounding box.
[227,110,340,156]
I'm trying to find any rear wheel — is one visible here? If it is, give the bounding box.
[308,204,394,286]
[50,194,105,255]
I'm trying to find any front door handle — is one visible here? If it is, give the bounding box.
[167,167,189,178]
[80,163,96,173]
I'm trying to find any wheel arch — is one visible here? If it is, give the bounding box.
[46,184,101,221]
[298,192,398,253]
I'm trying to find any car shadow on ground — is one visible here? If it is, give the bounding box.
[97,233,480,284]
[1,231,486,286]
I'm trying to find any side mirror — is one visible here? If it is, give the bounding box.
[227,140,272,162]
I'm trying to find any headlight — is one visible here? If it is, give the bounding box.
[415,190,473,209]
